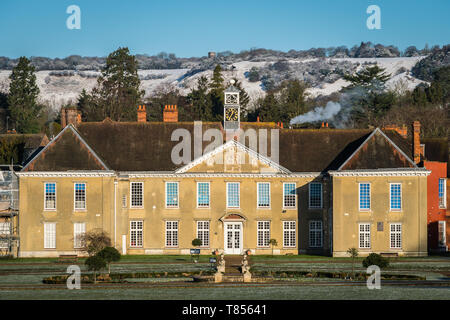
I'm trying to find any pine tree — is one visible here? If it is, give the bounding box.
[7,57,41,133]
[257,92,280,122]
[343,65,390,93]
[278,80,307,123]
[188,76,213,121]
[209,65,224,120]
[90,47,144,121]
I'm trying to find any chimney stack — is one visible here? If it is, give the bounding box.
[163,105,178,122]
[61,107,81,128]
[413,121,421,164]
[137,105,147,122]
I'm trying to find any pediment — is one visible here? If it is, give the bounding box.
[175,140,290,174]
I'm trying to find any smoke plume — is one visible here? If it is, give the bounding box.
[290,101,341,125]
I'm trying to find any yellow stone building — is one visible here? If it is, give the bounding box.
[17,87,429,257]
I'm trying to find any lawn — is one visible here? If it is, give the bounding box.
[0,254,448,300]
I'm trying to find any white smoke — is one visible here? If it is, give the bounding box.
[290,101,342,125]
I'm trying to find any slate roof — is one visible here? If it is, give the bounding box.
[22,120,417,173]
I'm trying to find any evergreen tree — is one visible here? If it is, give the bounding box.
[278,80,308,124]
[90,47,144,121]
[232,78,250,109]
[209,65,225,120]
[7,57,41,133]
[343,65,390,93]
[188,76,213,121]
[257,92,280,122]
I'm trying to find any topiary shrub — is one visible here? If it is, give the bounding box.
[362,253,389,269]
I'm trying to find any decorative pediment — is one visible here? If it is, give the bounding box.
[175,140,291,174]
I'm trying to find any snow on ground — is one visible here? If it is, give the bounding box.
[0,57,428,111]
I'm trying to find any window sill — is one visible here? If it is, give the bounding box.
[389,210,402,213]
[130,207,144,210]
[309,207,323,210]
[43,209,57,212]
[282,207,297,210]
[73,210,87,213]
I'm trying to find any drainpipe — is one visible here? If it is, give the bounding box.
[114,180,118,248]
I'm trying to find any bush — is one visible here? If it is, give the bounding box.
[97,246,121,273]
[362,253,389,269]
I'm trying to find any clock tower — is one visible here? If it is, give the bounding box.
[223,80,240,131]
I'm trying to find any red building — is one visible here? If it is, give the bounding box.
[424,160,447,252]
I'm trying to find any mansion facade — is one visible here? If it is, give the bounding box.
[17,87,432,257]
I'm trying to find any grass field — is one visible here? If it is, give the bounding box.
[0,255,449,300]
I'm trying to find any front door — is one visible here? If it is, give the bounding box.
[224,222,242,254]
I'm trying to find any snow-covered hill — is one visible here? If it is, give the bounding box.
[0,56,427,110]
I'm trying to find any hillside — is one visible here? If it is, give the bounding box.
[0,56,427,111]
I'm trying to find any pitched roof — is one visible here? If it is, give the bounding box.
[22,120,416,173]
[338,128,416,170]
[22,126,108,171]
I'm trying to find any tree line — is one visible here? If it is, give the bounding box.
[1,47,448,139]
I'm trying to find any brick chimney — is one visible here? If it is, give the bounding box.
[163,105,178,122]
[61,107,81,128]
[413,121,421,164]
[137,105,146,122]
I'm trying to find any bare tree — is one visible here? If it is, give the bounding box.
[78,228,112,256]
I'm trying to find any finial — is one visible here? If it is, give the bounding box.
[229,79,235,86]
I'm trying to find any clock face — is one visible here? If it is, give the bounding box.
[225,108,239,121]
[225,93,239,105]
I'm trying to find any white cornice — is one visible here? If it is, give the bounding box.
[329,169,430,177]
[17,171,116,177]
[126,172,321,179]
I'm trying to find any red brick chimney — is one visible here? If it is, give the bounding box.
[137,105,146,122]
[413,121,421,164]
[61,107,81,128]
[163,105,178,122]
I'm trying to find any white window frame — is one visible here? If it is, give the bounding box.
[283,182,297,209]
[74,182,86,210]
[257,221,270,248]
[257,182,271,208]
[438,221,446,248]
[439,178,447,209]
[309,183,323,209]
[358,223,371,249]
[44,222,56,249]
[0,222,10,248]
[165,182,179,208]
[73,222,86,249]
[226,182,240,208]
[130,220,143,248]
[130,182,144,208]
[283,221,296,248]
[44,182,56,211]
[309,220,323,248]
[390,223,402,249]
[165,221,179,247]
[389,183,402,212]
[196,182,210,208]
[358,182,371,211]
[196,221,210,247]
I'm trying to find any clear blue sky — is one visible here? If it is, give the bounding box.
[0,0,449,58]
